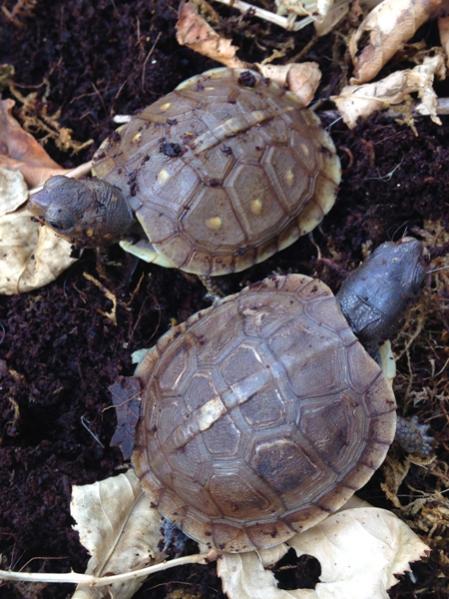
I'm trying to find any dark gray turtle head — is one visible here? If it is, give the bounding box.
[337,238,427,351]
[30,175,135,246]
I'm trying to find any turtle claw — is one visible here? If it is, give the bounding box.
[395,415,433,456]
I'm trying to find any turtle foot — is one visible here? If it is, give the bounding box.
[396,415,433,456]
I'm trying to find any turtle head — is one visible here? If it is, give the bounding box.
[30,175,135,246]
[337,238,427,350]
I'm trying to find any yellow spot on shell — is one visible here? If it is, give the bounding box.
[132,131,142,143]
[250,198,263,215]
[285,169,294,186]
[206,216,222,230]
[86,228,94,238]
[160,102,171,112]
[157,169,170,185]
[205,86,215,91]
[301,143,310,156]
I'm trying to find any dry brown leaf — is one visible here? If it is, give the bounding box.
[176,1,245,68]
[109,376,142,460]
[218,500,429,599]
[257,62,322,106]
[71,470,166,599]
[332,52,446,127]
[176,2,323,103]
[438,16,449,65]
[349,0,448,84]
[0,168,75,295]
[0,99,68,186]
[381,454,412,508]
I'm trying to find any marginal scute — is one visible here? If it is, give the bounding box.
[208,471,273,519]
[92,68,341,275]
[133,274,396,553]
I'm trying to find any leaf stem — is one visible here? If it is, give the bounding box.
[0,551,215,588]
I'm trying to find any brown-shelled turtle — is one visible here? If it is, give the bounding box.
[30,68,340,277]
[128,237,431,553]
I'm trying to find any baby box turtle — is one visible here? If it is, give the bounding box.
[30,68,341,276]
[131,238,428,553]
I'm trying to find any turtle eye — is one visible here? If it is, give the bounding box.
[48,220,66,231]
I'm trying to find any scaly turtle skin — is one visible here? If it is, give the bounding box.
[132,238,426,553]
[30,68,340,276]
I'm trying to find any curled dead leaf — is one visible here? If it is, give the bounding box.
[258,62,322,106]
[332,52,446,127]
[218,500,429,599]
[176,1,246,68]
[71,470,166,599]
[381,454,411,509]
[0,99,68,186]
[349,0,449,84]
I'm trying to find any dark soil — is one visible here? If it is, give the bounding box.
[0,1,448,598]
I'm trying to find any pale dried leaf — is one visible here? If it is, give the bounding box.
[0,169,75,295]
[257,62,321,106]
[0,99,68,186]
[314,0,349,36]
[275,0,334,17]
[413,54,446,121]
[349,0,448,84]
[218,504,429,599]
[0,166,27,215]
[332,53,446,127]
[71,470,165,599]
[176,1,245,68]
[439,16,449,65]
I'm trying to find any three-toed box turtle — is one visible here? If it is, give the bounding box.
[131,238,427,553]
[30,68,340,276]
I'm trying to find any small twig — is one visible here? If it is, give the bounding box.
[141,32,162,91]
[213,0,314,31]
[83,272,118,325]
[0,551,214,587]
[80,415,105,448]
[28,160,93,196]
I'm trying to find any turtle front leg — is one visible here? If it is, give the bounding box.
[161,518,190,556]
[395,415,433,456]
[198,275,227,302]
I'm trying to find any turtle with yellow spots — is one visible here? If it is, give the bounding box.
[31,68,341,278]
